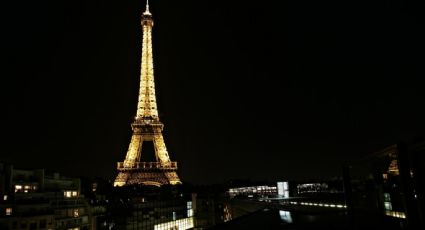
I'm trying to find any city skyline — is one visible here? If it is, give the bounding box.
[1,0,424,184]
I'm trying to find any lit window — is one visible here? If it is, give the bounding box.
[187,209,193,217]
[92,183,97,192]
[73,209,79,217]
[72,191,78,197]
[384,202,392,211]
[6,208,12,216]
[382,173,388,180]
[14,185,22,193]
[3,195,7,201]
[64,191,72,198]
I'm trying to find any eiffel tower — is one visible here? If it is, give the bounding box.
[114,1,181,187]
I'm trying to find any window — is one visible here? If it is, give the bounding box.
[14,185,22,193]
[92,183,97,192]
[29,222,37,230]
[39,220,47,228]
[384,202,392,211]
[383,173,388,180]
[3,195,7,201]
[73,209,79,217]
[64,191,72,198]
[64,190,78,198]
[6,208,12,216]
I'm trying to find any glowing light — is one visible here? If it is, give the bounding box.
[73,209,79,217]
[279,210,293,223]
[14,185,22,193]
[154,217,194,230]
[64,190,78,198]
[5,208,12,216]
[385,211,406,219]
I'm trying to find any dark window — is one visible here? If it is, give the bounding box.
[29,222,37,230]
[39,219,47,228]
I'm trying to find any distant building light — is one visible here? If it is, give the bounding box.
[14,185,22,193]
[385,211,406,219]
[3,195,7,201]
[277,182,289,198]
[382,173,388,180]
[73,209,79,217]
[6,208,12,216]
[64,190,78,198]
[384,202,392,211]
[92,183,98,192]
[64,191,72,198]
[279,210,293,223]
[154,217,194,230]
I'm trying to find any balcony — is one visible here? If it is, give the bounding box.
[117,162,177,170]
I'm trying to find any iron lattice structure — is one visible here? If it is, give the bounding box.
[114,2,181,187]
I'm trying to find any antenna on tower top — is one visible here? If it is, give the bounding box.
[144,0,151,15]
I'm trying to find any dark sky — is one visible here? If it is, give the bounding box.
[1,0,424,184]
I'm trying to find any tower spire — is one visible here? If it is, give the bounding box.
[144,0,151,15]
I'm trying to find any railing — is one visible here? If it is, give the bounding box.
[117,162,177,170]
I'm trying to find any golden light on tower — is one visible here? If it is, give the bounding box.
[114,0,182,187]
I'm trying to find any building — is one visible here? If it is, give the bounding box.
[0,163,92,230]
[344,142,425,229]
[227,185,277,198]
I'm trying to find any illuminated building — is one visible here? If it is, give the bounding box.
[107,192,194,230]
[228,185,277,198]
[277,181,290,198]
[114,0,181,187]
[0,163,92,230]
[344,142,425,228]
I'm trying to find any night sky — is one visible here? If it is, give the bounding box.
[1,0,424,184]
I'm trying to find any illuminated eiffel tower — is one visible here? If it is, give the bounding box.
[114,1,181,187]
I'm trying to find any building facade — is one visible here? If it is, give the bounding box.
[0,163,92,230]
